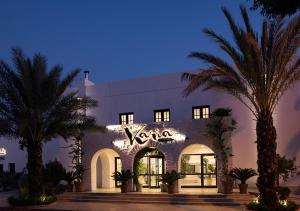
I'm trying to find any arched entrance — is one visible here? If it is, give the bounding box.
[179,144,217,188]
[134,147,165,188]
[91,148,122,191]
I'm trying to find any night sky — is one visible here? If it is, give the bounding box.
[0,0,263,83]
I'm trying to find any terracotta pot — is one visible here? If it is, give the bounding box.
[74,181,83,192]
[238,184,248,194]
[167,184,175,194]
[135,184,142,192]
[160,183,167,192]
[121,184,127,193]
[167,181,178,194]
[222,181,233,194]
[66,184,73,192]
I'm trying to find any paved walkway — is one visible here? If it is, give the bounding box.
[3,202,247,211]
[0,191,247,211]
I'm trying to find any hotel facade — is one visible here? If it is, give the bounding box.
[0,72,300,193]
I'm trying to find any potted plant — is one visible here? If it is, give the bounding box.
[160,182,168,192]
[73,165,84,192]
[65,171,74,192]
[205,108,236,194]
[112,170,133,193]
[133,159,144,192]
[160,170,182,194]
[229,168,257,194]
[69,137,84,192]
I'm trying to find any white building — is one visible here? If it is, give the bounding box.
[81,71,300,193]
[0,71,299,193]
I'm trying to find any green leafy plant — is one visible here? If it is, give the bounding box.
[230,168,257,184]
[182,5,300,207]
[278,187,291,201]
[65,171,75,185]
[43,160,66,186]
[246,200,298,211]
[160,170,182,186]
[0,48,100,198]
[8,194,57,206]
[277,155,299,184]
[69,137,84,183]
[205,108,236,182]
[112,170,133,186]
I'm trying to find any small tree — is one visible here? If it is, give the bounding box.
[277,154,299,185]
[69,136,84,183]
[43,160,66,187]
[205,108,236,191]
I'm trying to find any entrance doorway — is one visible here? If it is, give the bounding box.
[179,144,217,188]
[91,148,122,191]
[134,148,165,188]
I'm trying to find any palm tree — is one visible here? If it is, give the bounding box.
[182,6,300,208]
[0,48,102,198]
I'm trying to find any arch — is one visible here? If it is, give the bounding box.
[133,147,165,188]
[178,144,217,188]
[91,148,121,191]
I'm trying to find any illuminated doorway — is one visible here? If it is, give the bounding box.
[179,144,217,188]
[134,147,165,188]
[91,148,122,191]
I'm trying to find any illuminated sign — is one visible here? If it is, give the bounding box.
[107,124,186,153]
[0,148,6,156]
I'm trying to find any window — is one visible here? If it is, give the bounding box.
[193,106,210,119]
[154,109,170,122]
[0,164,3,176]
[9,163,15,174]
[119,112,134,125]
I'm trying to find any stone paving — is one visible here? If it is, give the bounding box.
[2,201,247,211]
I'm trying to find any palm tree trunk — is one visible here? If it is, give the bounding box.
[27,140,43,198]
[256,110,279,207]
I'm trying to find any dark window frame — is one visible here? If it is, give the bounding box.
[153,109,170,122]
[192,105,210,119]
[9,163,15,174]
[114,157,122,187]
[119,112,134,125]
[181,153,217,188]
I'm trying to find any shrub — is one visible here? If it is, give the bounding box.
[229,168,257,184]
[160,170,182,185]
[246,200,298,211]
[43,160,66,186]
[112,170,133,186]
[278,187,291,200]
[8,194,56,206]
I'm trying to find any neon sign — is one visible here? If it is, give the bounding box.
[0,148,6,156]
[107,124,186,152]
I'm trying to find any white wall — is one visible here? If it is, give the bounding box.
[84,72,300,188]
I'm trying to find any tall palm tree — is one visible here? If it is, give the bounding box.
[182,6,300,208]
[0,48,102,198]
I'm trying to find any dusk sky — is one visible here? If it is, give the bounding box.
[0,0,263,83]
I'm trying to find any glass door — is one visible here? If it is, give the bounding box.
[149,157,164,188]
[180,153,217,187]
[202,155,217,187]
[115,157,122,187]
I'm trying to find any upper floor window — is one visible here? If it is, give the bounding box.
[154,109,170,122]
[193,106,210,119]
[119,112,134,125]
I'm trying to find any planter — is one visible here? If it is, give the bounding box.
[238,184,248,194]
[135,184,143,192]
[160,183,167,192]
[222,181,233,194]
[74,181,83,192]
[167,181,178,194]
[121,184,127,193]
[66,184,73,192]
